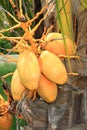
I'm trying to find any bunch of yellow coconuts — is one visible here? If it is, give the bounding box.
[11,33,76,103]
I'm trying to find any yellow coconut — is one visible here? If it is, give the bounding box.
[17,50,41,90]
[0,113,13,130]
[37,74,58,103]
[39,50,67,84]
[0,95,13,130]
[11,69,26,100]
[44,32,76,57]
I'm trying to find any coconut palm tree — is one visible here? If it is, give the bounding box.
[0,0,87,130]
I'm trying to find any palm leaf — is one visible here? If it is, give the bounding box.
[55,0,76,72]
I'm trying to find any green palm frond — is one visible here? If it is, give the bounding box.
[55,0,74,39]
[55,0,76,73]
